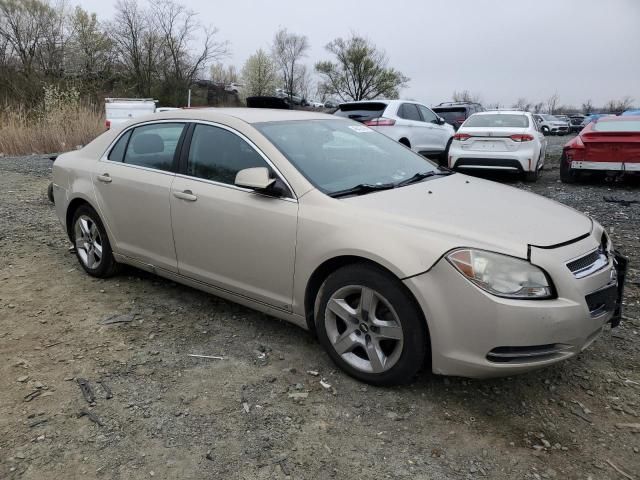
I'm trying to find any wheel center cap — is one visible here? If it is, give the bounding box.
[359,323,369,333]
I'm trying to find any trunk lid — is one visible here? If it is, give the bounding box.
[581,131,640,164]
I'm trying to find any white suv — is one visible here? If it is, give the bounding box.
[449,110,547,181]
[334,100,454,162]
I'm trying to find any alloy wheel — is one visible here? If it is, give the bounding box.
[325,285,404,373]
[74,215,103,269]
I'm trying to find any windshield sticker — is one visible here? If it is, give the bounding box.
[348,125,373,133]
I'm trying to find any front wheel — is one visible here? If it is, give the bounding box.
[541,126,550,135]
[72,205,119,277]
[316,264,428,386]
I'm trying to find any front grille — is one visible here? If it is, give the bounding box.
[486,344,572,363]
[567,250,601,273]
[566,249,608,278]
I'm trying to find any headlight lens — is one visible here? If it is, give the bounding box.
[446,249,553,299]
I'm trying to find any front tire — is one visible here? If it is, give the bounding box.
[71,205,119,278]
[541,126,550,135]
[316,264,428,386]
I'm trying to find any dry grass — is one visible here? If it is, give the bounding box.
[0,104,104,156]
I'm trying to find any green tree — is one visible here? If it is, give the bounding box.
[315,35,408,101]
[241,49,278,96]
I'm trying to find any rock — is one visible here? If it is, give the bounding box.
[287,392,308,401]
[17,375,29,383]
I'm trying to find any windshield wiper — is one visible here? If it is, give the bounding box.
[329,183,396,198]
[395,170,452,187]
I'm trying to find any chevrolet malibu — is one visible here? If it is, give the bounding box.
[52,109,627,385]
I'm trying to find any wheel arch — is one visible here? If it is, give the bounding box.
[398,137,411,148]
[65,196,99,241]
[303,255,431,348]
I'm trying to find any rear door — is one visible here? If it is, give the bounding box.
[396,103,432,152]
[93,122,186,272]
[170,122,298,309]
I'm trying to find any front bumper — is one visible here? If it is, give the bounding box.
[404,234,626,378]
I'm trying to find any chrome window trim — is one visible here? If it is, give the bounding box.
[186,120,297,200]
[99,119,298,201]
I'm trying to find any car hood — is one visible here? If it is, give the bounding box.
[343,173,592,261]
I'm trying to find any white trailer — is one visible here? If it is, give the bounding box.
[104,98,157,129]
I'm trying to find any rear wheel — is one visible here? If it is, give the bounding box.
[440,138,453,166]
[559,152,577,183]
[524,163,539,182]
[541,126,550,135]
[72,205,119,278]
[316,264,428,386]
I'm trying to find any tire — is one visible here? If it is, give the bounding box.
[47,182,54,204]
[71,205,119,278]
[559,152,577,184]
[440,138,453,167]
[524,167,539,182]
[315,264,428,386]
[541,126,550,136]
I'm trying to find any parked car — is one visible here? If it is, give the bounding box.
[621,109,640,116]
[580,113,610,128]
[560,115,640,182]
[52,109,626,385]
[275,89,304,106]
[225,82,243,94]
[569,115,585,133]
[324,99,339,109]
[448,111,547,181]
[104,98,156,130]
[533,114,570,135]
[432,102,485,131]
[334,100,454,161]
[308,99,325,108]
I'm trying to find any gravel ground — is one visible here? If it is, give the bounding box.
[1,135,639,480]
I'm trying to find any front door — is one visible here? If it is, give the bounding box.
[170,123,298,310]
[93,122,186,272]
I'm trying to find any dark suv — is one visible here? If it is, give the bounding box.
[432,102,485,130]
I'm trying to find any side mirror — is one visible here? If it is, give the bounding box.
[235,167,275,190]
[436,116,446,125]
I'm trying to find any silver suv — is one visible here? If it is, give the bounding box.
[533,114,570,135]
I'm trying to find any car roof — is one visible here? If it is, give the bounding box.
[146,107,334,124]
[474,110,528,115]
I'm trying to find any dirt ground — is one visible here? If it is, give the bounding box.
[1,135,639,480]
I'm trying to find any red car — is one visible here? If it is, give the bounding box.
[560,115,640,182]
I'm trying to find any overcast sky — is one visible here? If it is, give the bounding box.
[80,0,639,108]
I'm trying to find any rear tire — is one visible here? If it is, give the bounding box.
[315,264,428,386]
[541,126,550,135]
[71,205,119,278]
[559,152,577,183]
[524,165,539,182]
[440,138,453,166]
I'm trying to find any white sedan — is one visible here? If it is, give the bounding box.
[449,111,547,181]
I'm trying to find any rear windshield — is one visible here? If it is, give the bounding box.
[432,107,466,123]
[593,120,640,132]
[463,114,529,128]
[334,103,387,122]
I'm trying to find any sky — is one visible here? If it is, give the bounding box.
[79,0,640,108]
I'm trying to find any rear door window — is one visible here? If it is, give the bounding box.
[334,102,388,122]
[123,123,185,172]
[108,130,132,162]
[398,103,421,121]
[433,107,466,124]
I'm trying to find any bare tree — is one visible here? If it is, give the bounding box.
[581,99,593,114]
[512,97,532,111]
[546,92,559,114]
[210,62,239,85]
[533,102,544,113]
[272,28,308,98]
[241,48,277,97]
[315,34,408,101]
[603,96,634,113]
[452,90,482,104]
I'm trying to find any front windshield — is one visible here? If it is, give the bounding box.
[255,119,440,194]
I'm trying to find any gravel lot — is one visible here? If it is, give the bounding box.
[1,135,639,480]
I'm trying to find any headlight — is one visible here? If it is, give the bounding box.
[446,249,553,299]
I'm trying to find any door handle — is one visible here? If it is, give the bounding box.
[97,173,112,183]
[173,189,197,202]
